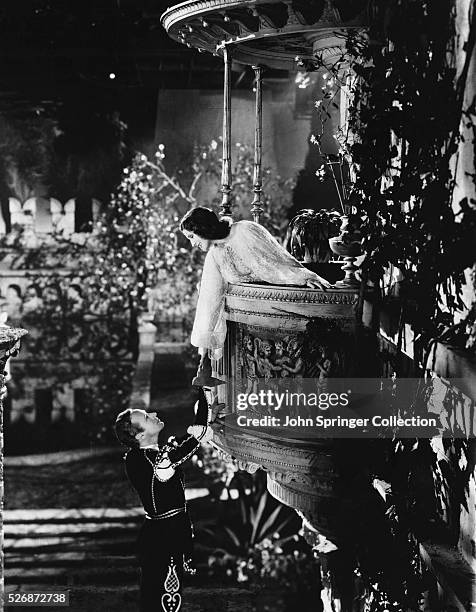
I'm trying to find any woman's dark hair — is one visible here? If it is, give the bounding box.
[180,207,231,240]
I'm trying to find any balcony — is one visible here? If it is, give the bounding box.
[210,281,362,543]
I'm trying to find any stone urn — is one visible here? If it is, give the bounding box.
[328,215,362,288]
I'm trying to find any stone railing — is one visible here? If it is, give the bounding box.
[0,197,102,240]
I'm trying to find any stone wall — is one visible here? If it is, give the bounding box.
[154,80,311,180]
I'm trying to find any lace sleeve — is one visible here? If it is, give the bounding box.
[232,221,317,286]
[190,249,227,351]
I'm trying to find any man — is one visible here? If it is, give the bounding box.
[114,390,211,612]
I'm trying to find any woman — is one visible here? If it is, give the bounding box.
[180,207,331,384]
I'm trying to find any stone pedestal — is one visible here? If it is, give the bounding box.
[0,325,27,603]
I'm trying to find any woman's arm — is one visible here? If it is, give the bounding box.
[190,249,227,351]
[233,221,331,289]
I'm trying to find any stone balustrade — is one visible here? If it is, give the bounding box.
[0,197,102,239]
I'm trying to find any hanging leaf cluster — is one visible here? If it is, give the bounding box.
[318,0,476,338]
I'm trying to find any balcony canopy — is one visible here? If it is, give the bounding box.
[161,0,369,70]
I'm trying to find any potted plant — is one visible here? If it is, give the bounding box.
[285,208,344,283]
[286,208,342,263]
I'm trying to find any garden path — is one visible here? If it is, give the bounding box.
[4,385,286,611]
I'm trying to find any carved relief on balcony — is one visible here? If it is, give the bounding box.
[225,283,359,399]
[212,426,336,486]
[226,283,359,326]
[267,476,339,541]
[239,326,348,387]
[211,424,343,541]
[211,282,364,543]
[225,320,358,411]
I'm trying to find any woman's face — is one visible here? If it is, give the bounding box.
[182,230,210,251]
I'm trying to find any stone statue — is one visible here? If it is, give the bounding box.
[254,338,275,381]
[273,338,292,378]
[242,334,259,393]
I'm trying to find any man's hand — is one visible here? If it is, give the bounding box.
[187,424,213,443]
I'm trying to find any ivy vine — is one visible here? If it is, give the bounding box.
[313,0,476,352]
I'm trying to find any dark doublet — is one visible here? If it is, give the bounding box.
[122,394,209,611]
[125,433,201,556]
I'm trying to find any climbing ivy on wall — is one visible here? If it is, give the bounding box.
[307,2,476,609]
[315,0,476,351]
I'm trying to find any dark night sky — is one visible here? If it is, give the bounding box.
[0,2,224,208]
[0,1,223,137]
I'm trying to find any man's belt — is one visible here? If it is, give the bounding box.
[145,507,186,520]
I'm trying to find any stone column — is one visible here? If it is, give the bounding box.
[220,46,233,218]
[0,325,27,604]
[250,65,263,224]
[130,315,157,409]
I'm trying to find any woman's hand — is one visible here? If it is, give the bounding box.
[306,276,332,290]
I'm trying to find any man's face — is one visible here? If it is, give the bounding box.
[182,230,210,252]
[130,410,164,440]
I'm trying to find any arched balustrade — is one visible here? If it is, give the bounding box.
[0,197,102,239]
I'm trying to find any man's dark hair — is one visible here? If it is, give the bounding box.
[114,409,143,448]
[180,206,231,240]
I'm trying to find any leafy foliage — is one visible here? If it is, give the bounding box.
[285,208,342,262]
[203,469,320,607]
[0,139,294,325]
[192,443,238,500]
[298,3,476,609]
[186,139,295,240]
[312,1,476,348]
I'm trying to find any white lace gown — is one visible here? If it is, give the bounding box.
[191,220,323,356]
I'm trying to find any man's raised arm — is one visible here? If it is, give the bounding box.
[168,388,212,468]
